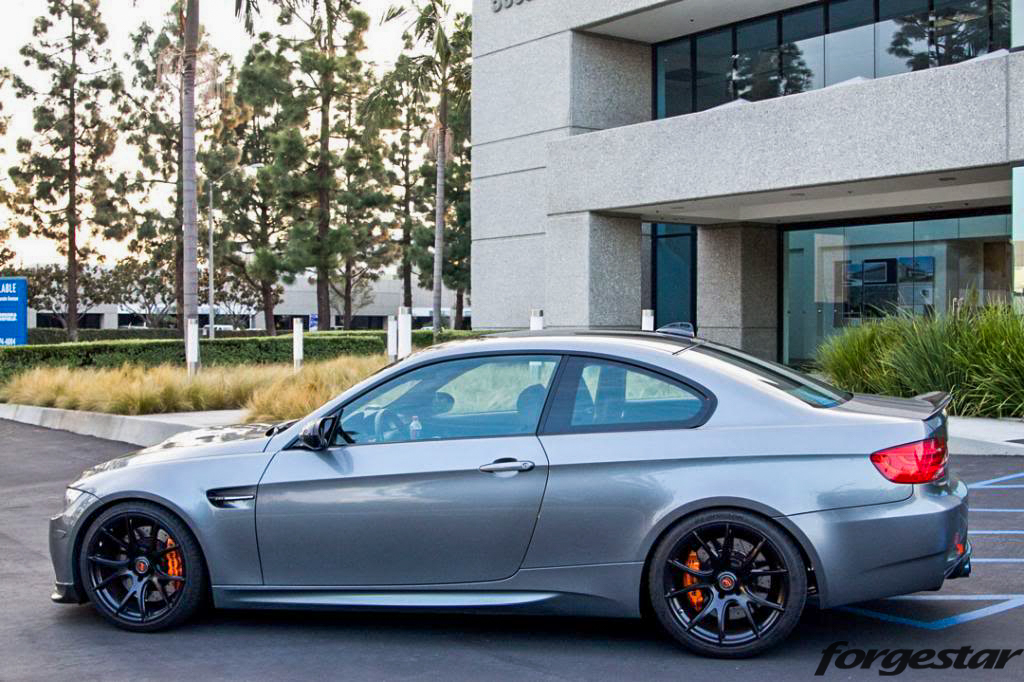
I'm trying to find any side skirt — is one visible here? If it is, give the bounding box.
[213,562,645,619]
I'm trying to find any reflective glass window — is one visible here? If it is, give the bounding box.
[654,228,695,329]
[782,5,825,93]
[933,0,991,65]
[736,16,780,101]
[992,0,1011,50]
[656,38,693,118]
[876,0,931,77]
[829,0,876,31]
[695,28,734,111]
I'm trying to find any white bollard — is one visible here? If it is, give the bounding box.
[293,318,304,373]
[386,315,398,362]
[185,318,200,377]
[397,307,412,359]
[642,309,655,332]
[530,308,544,331]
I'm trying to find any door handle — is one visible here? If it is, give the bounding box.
[479,459,534,473]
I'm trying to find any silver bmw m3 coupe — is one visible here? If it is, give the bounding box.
[50,330,970,657]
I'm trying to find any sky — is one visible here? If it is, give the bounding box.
[0,0,472,267]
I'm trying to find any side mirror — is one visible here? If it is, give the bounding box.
[299,416,335,451]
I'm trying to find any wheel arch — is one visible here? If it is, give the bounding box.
[70,492,212,600]
[637,498,828,615]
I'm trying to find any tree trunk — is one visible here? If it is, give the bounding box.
[175,85,185,336]
[455,288,464,330]
[431,92,448,342]
[261,279,276,336]
[343,259,354,330]
[181,0,200,331]
[314,5,336,332]
[66,13,79,342]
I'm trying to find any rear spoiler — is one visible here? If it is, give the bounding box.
[914,391,952,420]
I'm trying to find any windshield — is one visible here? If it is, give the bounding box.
[689,342,851,408]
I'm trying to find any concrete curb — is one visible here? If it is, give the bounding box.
[0,404,243,447]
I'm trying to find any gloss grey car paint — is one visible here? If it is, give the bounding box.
[50,331,969,653]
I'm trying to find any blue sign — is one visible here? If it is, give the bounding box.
[309,313,319,332]
[0,277,28,346]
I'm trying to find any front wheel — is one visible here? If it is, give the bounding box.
[647,509,807,658]
[78,501,206,632]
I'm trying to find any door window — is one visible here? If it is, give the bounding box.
[545,357,709,433]
[337,355,560,445]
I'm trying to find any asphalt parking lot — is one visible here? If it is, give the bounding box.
[1,418,1023,681]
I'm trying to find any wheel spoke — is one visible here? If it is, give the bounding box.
[739,538,766,571]
[740,598,761,639]
[94,569,131,590]
[114,584,135,615]
[136,580,150,623]
[748,568,788,577]
[684,598,716,632]
[100,528,129,552]
[692,530,719,564]
[667,558,712,579]
[745,590,785,613]
[88,555,129,568]
[666,583,713,599]
[155,569,184,583]
[716,598,730,645]
[153,576,173,608]
[150,545,180,560]
[722,524,734,561]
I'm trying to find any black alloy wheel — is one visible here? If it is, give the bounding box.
[78,501,205,632]
[647,509,807,658]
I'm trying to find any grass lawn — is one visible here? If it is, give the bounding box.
[0,356,388,423]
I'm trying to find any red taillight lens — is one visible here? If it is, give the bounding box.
[870,437,948,484]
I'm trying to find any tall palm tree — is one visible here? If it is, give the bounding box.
[375,1,470,340]
[182,0,200,329]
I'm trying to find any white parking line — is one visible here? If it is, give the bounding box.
[971,559,1024,563]
[970,530,1024,534]
[969,471,1024,488]
[972,508,1024,512]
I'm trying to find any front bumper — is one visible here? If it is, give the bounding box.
[786,474,969,609]
[48,488,99,605]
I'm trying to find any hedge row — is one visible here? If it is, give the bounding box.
[29,327,296,344]
[0,330,485,381]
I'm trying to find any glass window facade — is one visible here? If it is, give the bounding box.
[652,224,696,329]
[655,0,1012,117]
[782,212,1013,364]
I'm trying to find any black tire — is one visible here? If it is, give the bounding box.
[78,501,206,632]
[647,509,807,658]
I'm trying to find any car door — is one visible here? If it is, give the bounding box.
[256,354,561,586]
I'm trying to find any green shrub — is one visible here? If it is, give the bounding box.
[816,305,1024,418]
[27,327,272,344]
[0,329,486,382]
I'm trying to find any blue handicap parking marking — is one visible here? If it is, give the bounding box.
[969,470,1024,489]
[840,595,1024,630]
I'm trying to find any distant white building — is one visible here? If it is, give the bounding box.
[29,274,469,331]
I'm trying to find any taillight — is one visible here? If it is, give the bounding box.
[870,437,948,484]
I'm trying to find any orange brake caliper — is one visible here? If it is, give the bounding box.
[164,537,183,577]
[682,550,704,610]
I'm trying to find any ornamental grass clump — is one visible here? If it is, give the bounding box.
[816,304,1024,418]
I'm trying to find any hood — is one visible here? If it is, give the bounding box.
[76,423,274,482]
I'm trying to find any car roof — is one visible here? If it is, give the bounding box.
[420,329,700,359]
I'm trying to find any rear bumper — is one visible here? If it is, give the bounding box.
[786,474,969,609]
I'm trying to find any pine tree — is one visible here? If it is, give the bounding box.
[7,0,125,341]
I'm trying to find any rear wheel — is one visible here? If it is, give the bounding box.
[647,509,807,658]
[78,501,205,632]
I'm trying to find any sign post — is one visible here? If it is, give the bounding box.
[0,277,28,347]
[397,307,412,359]
[293,318,304,373]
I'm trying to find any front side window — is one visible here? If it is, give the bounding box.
[545,357,709,433]
[337,355,560,445]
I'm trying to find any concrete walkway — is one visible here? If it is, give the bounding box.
[2,403,1024,452]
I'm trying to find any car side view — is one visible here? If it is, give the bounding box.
[50,330,970,658]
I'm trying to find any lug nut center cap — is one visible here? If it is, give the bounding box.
[134,557,150,574]
[717,572,738,591]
